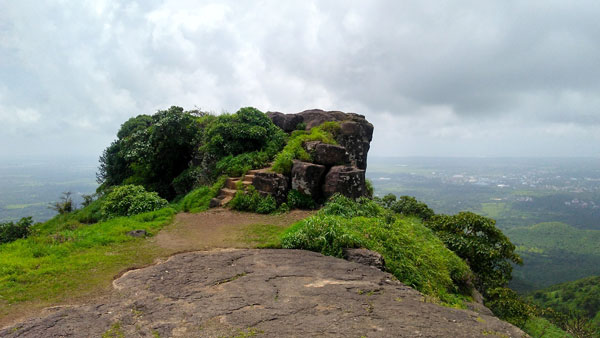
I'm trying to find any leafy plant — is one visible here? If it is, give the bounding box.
[287,189,316,210]
[101,185,168,219]
[281,196,472,305]
[426,212,522,293]
[0,217,33,244]
[179,176,227,213]
[272,121,340,174]
[377,194,434,220]
[229,186,277,214]
[486,287,535,328]
[49,191,75,215]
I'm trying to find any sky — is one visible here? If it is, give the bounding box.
[1,0,599,161]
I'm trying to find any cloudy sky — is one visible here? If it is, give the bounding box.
[1,0,599,161]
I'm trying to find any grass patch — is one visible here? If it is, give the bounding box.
[238,223,287,248]
[178,176,227,213]
[0,207,175,314]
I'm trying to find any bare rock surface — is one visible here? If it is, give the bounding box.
[1,249,526,338]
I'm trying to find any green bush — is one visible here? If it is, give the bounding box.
[426,212,522,293]
[320,194,382,218]
[378,194,434,220]
[172,166,205,196]
[486,287,535,328]
[215,151,270,177]
[272,122,340,174]
[281,196,472,305]
[229,186,277,214]
[0,217,33,244]
[287,189,316,210]
[203,107,285,160]
[179,176,227,213]
[74,197,104,224]
[101,185,168,219]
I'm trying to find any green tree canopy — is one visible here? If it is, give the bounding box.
[426,212,522,293]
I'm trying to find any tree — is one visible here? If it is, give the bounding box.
[49,191,75,214]
[0,217,33,244]
[377,194,435,221]
[426,212,522,293]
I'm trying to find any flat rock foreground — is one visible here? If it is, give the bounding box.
[1,249,525,337]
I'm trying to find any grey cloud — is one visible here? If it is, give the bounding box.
[1,0,599,159]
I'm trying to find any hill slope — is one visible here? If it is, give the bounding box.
[1,249,525,338]
[506,222,600,291]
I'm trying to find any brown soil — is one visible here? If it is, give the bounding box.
[153,208,315,252]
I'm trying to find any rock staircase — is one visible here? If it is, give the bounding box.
[209,169,262,207]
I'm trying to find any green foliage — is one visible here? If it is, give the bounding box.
[281,196,472,304]
[528,276,600,331]
[286,190,316,210]
[272,122,340,174]
[486,287,535,328]
[523,317,573,338]
[426,212,522,293]
[179,177,227,213]
[73,197,104,224]
[365,179,374,198]
[229,186,278,214]
[98,106,204,199]
[320,194,382,218]
[49,191,75,215]
[215,151,270,177]
[101,185,168,219]
[378,194,434,220]
[171,166,204,196]
[0,207,174,308]
[0,217,33,244]
[203,107,285,159]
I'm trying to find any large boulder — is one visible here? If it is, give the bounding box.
[291,161,326,198]
[252,172,290,204]
[343,248,385,270]
[322,165,367,199]
[303,141,350,167]
[336,119,373,170]
[266,112,303,132]
[296,109,348,129]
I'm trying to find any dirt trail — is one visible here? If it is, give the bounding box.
[153,208,314,252]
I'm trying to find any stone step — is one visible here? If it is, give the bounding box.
[220,195,233,206]
[246,169,261,175]
[242,174,255,183]
[219,188,237,197]
[225,178,240,189]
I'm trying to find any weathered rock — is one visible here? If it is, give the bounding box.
[209,197,222,208]
[296,109,349,129]
[251,172,289,204]
[303,141,350,167]
[291,160,326,197]
[266,111,304,132]
[336,119,373,170]
[343,248,385,270]
[323,165,367,199]
[127,229,147,237]
[0,250,526,338]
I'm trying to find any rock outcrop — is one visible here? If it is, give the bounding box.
[251,171,289,205]
[1,250,526,337]
[265,109,373,202]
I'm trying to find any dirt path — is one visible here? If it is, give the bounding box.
[153,208,315,252]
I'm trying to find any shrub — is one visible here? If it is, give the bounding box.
[378,194,434,220]
[172,166,205,196]
[74,197,104,224]
[426,212,522,293]
[486,287,535,328]
[287,190,316,209]
[229,186,277,214]
[49,192,75,215]
[281,213,471,304]
[320,194,382,218]
[0,217,33,244]
[281,196,472,304]
[101,185,168,219]
[272,122,340,174]
[179,176,227,213]
[215,151,270,177]
[203,107,285,159]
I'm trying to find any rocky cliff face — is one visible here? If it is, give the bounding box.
[265,109,374,201]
